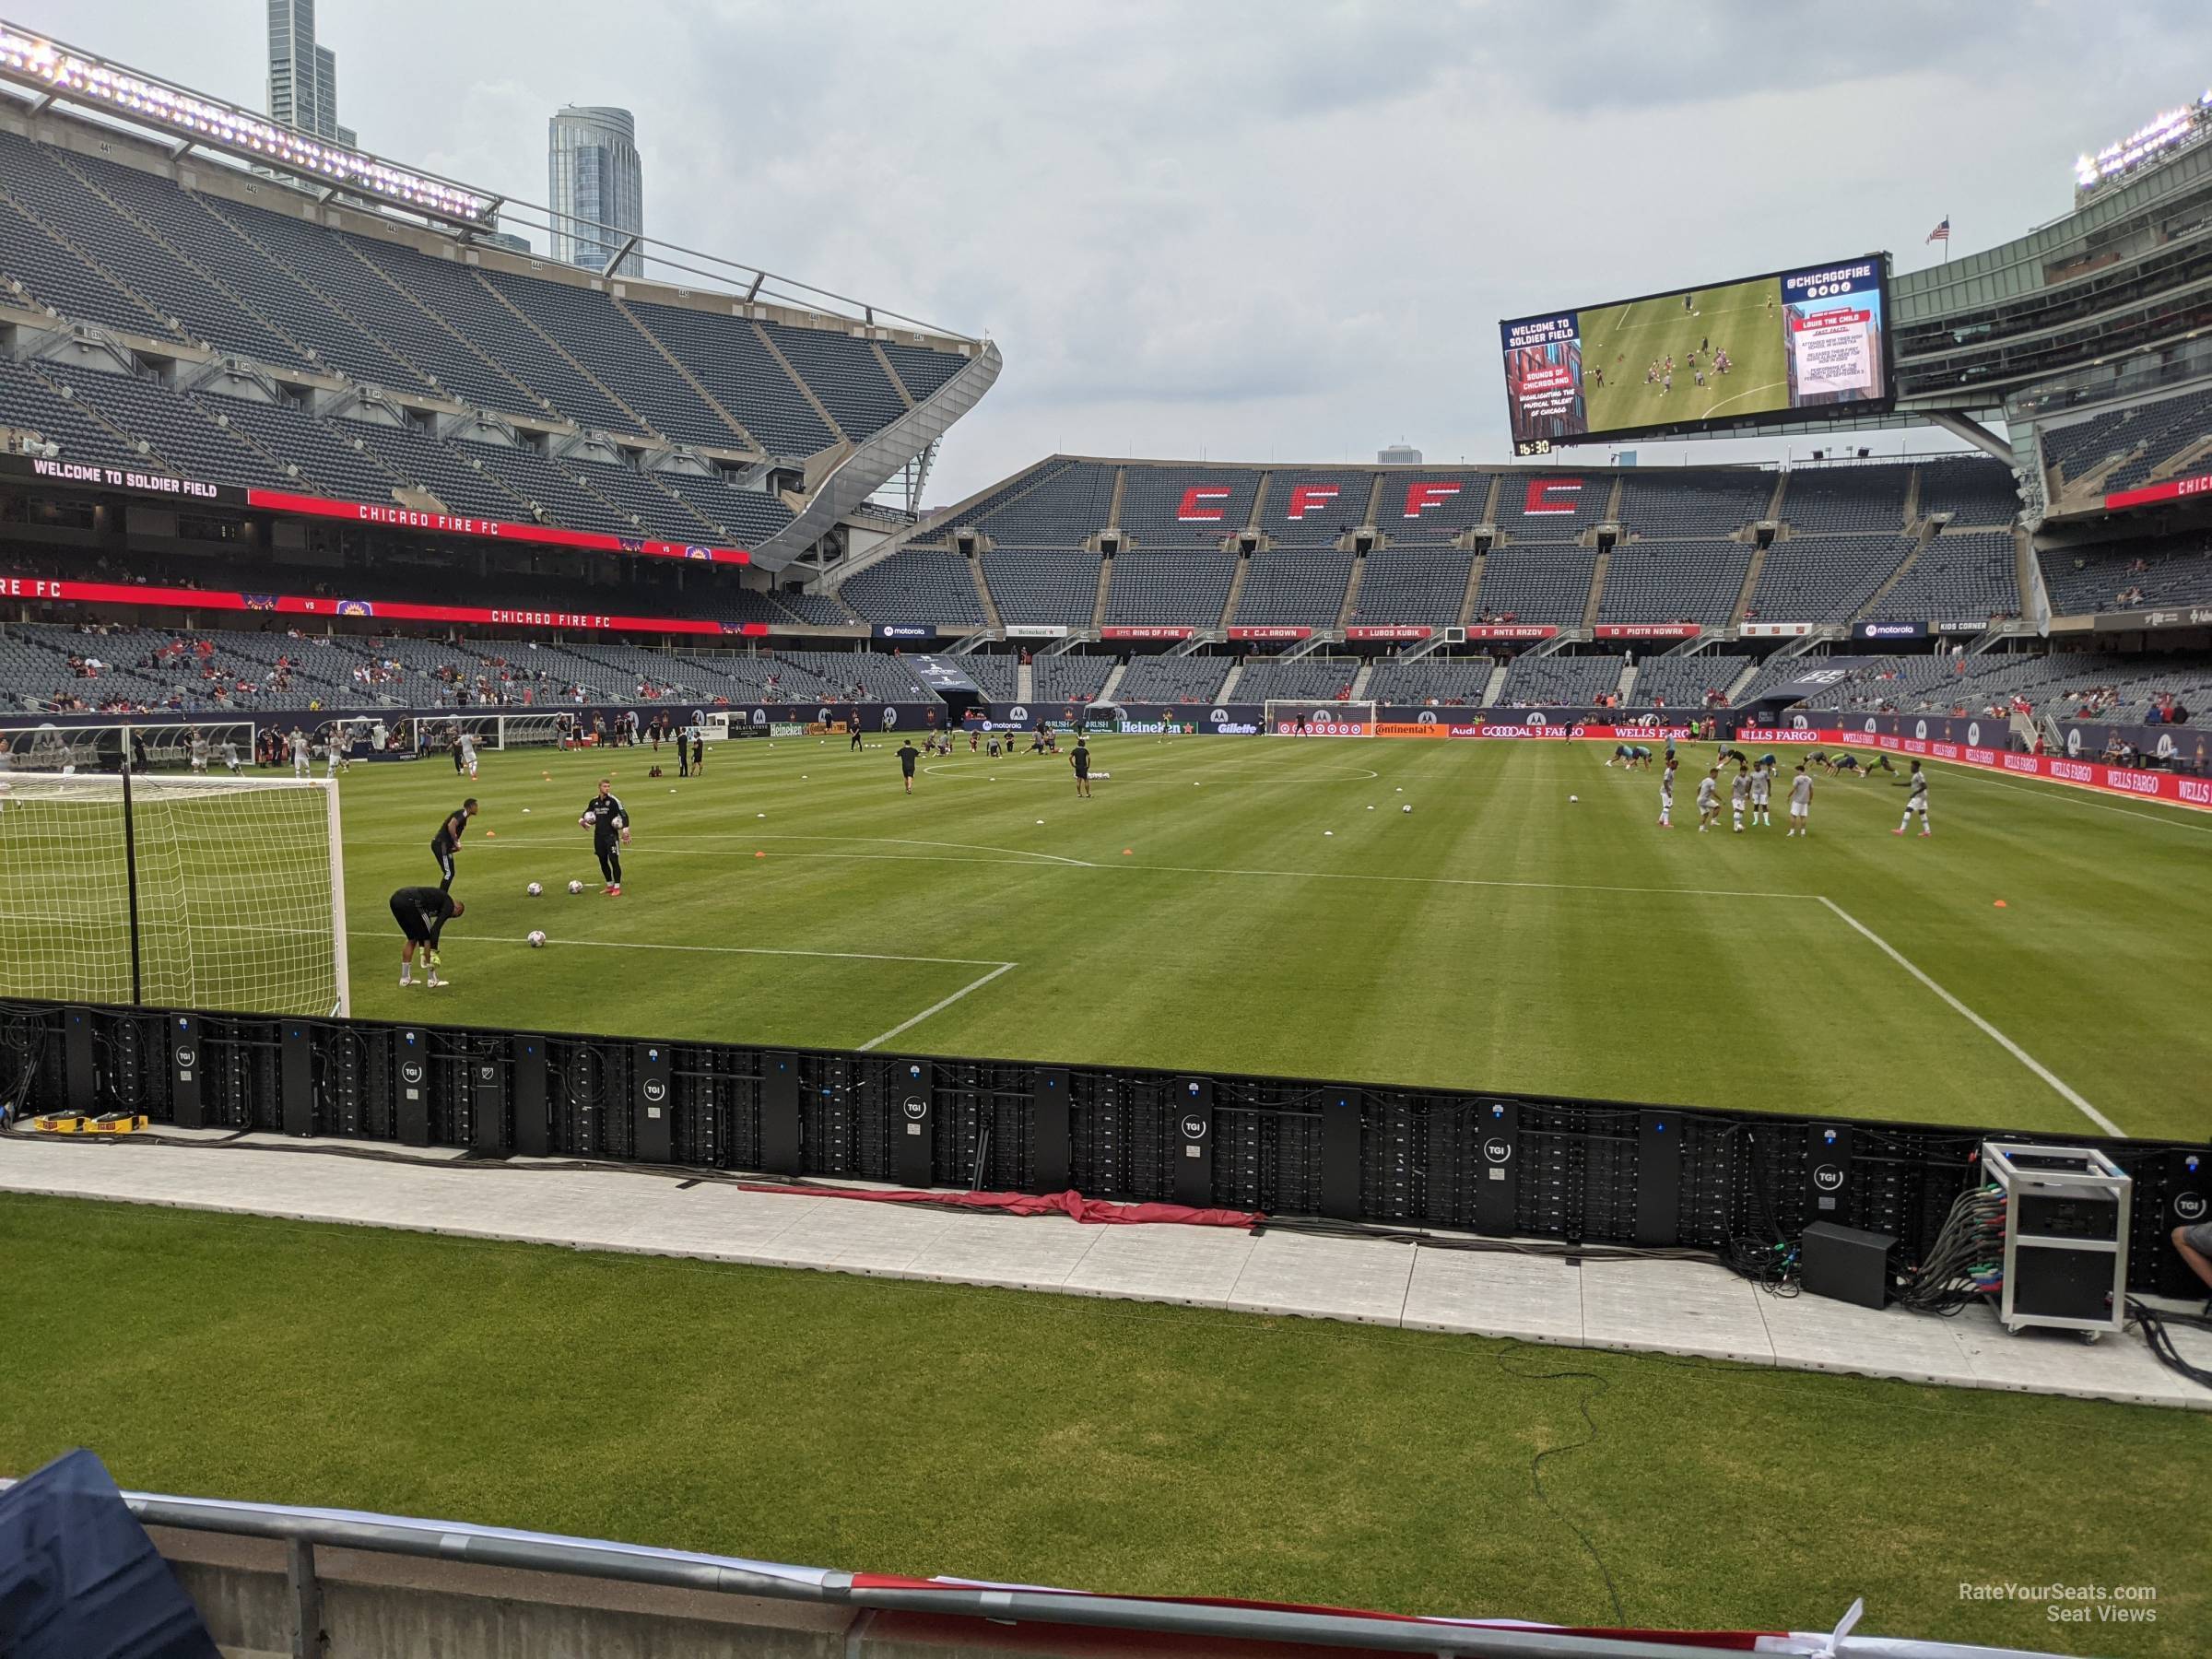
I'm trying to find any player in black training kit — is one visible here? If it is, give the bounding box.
[430,798,477,890]
[581,777,630,895]
[1071,735,1092,797]
[851,709,866,752]
[898,739,920,794]
[389,886,463,988]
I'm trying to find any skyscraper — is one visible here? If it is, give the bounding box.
[549,107,644,277]
[267,0,354,147]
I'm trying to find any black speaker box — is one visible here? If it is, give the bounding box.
[1801,1220,1895,1310]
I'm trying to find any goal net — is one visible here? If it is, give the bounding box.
[1263,700,1379,735]
[0,773,348,1016]
[407,712,569,752]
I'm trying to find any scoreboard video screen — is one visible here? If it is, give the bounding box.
[1500,254,1892,454]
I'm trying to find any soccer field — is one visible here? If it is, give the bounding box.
[1582,275,1786,430]
[317,733,2208,1143]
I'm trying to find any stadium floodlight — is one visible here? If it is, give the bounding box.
[0,21,500,229]
[2074,91,2212,200]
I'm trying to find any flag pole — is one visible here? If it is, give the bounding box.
[1944,213,1951,264]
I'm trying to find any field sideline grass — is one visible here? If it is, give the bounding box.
[321,733,2208,1139]
[0,1195,2200,1657]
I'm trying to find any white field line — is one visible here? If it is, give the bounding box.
[209,924,1013,971]
[857,961,1018,1052]
[1922,764,2212,836]
[1816,896,2121,1137]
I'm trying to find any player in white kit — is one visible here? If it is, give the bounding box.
[1729,766,1749,833]
[1658,759,1677,828]
[1696,770,1721,832]
[288,728,310,778]
[1786,764,1813,836]
[1748,761,1771,828]
[457,731,478,781]
[1894,760,1931,837]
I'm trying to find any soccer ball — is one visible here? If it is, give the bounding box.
[568,879,585,895]
[527,930,547,948]
[580,810,596,827]
[1569,794,1579,803]
[525,881,543,897]
[1402,805,1412,814]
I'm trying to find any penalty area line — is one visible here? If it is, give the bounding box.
[1816,896,2121,1137]
[857,961,1019,1052]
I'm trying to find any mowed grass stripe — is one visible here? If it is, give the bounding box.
[306,735,2203,1137]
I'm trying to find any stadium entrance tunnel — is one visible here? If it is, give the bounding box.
[2,998,2205,1301]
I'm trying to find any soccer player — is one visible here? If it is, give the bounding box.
[325,724,351,778]
[188,728,208,773]
[390,886,462,989]
[458,729,479,781]
[689,730,704,775]
[1072,735,1093,797]
[221,737,242,774]
[850,710,865,752]
[1786,763,1813,837]
[897,738,920,794]
[1865,752,1897,777]
[1729,764,1749,833]
[1749,760,1771,828]
[288,727,310,778]
[1658,758,1677,828]
[1696,768,1720,832]
[1832,753,1862,777]
[432,798,477,891]
[1607,743,1630,768]
[582,777,630,894]
[677,726,690,778]
[1895,760,1932,838]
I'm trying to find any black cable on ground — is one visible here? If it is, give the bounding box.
[2127,1298,2212,1390]
[1488,1344,1627,1627]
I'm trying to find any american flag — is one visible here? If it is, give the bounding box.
[1926,217,1950,244]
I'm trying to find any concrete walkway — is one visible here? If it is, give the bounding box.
[6,1131,2208,1411]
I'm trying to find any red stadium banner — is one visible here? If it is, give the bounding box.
[1099,626,1194,641]
[1345,625,1433,641]
[1594,622,1700,640]
[0,575,771,638]
[2100,471,2212,513]
[244,488,750,564]
[1228,626,1313,641]
[1463,624,1559,640]
[1738,726,2212,811]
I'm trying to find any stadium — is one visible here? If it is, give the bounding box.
[1,14,2209,1659]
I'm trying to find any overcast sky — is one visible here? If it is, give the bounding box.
[21,2,2212,502]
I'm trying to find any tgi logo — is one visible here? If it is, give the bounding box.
[400,1061,425,1086]
[1179,1113,1209,1142]
[1812,1164,1846,1194]
[902,1097,928,1123]
[642,1079,667,1104]
[2174,1192,2206,1224]
[175,1047,196,1069]
[1481,1136,1512,1165]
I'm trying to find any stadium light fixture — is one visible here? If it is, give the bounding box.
[2074,91,2212,198]
[0,20,500,229]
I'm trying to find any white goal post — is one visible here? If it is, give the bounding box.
[0,771,349,1017]
[407,712,571,752]
[1262,700,1379,735]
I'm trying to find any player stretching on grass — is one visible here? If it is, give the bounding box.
[1786,763,1813,836]
[1894,760,1932,838]
[582,778,630,895]
[390,886,462,989]
[1071,736,1092,797]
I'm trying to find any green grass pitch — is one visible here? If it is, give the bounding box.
[1581,275,1787,431]
[315,733,2206,1142]
[2,1195,2204,1654]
